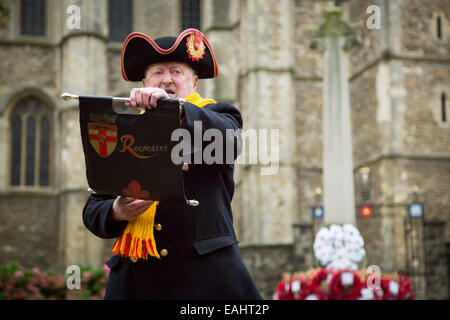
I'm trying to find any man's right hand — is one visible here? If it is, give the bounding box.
[111,196,154,222]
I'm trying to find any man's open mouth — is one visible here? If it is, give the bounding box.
[165,88,176,95]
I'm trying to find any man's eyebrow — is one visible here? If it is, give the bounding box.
[147,66,164,73]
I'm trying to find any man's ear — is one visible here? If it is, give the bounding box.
[192,75,198,91]
[142,78,147,87]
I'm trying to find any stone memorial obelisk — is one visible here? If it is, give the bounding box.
[311,8,358,225]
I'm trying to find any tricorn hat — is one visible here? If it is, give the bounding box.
[121,28,218,81]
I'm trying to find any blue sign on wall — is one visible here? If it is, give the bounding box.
[409,203,423,218]
[312,206,324,219]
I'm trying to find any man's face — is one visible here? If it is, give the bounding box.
[142,62,198,98]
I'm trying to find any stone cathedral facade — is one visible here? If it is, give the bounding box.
[0,0,448,299]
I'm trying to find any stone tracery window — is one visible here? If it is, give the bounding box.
[20,0,46,36]
[9,97,52,187]
[181,0,201,31]
[108,0,133,42]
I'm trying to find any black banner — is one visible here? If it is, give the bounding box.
[78,96,185,202]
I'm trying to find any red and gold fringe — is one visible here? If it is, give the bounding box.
[112,201,160,260]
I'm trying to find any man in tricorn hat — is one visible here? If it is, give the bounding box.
[82,29,262,300]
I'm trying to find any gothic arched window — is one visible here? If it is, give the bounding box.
[108,0,133,42]
[9,97,52,187]
[20,0,46,36]
[181,0,201,30]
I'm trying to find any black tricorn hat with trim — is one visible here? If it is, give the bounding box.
[121,28,218,81]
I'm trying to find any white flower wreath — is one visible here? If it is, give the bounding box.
[313,224,366,271]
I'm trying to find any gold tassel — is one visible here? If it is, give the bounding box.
[112,201,160,260]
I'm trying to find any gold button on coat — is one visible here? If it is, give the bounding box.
[154,224,162,231]
[160,249,168,256]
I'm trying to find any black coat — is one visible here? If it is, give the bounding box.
[82,101,262,300]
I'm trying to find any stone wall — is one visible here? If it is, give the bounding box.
[400,0,450,56]
[234,0,299,245]
[424,221,448,300]
[134,0,180,38]
[292,223,315,269]
[293,0,327,228]
[356,207,408,273]
[240,244,295,299]
[295,81,323,168]
[297,168,323,225]
[0,20,61,273]
[345,0,450,300]
[402,61,450,153]
[447,241,450,297]
[398,159,450,232]
[107,50,135,96]
[0,45,58,97]
[0,194,60,271]
[349,66,383,167]
[240,222,314,300]
[294,0,333,79]
[346,0,387,75]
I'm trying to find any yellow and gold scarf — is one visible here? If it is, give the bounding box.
[112,92,216,261]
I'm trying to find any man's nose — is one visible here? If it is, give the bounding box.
[161,71,173,85]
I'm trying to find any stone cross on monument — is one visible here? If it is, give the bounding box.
[310,7,359,225]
